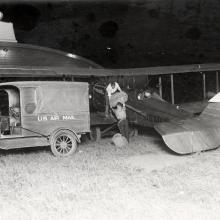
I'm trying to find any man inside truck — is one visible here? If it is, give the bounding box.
[9,106,20,126]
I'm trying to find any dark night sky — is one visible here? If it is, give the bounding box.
[1,0,220,68]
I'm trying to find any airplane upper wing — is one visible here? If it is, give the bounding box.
[1,63,220,78]
[108,63,220,76]
[1,42,220,77]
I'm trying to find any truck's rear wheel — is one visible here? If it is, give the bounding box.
[50,130,77,157]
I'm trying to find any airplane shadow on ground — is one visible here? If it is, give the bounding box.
[152,139,178,155]
[0,146,51,156]
[135,125,178,155]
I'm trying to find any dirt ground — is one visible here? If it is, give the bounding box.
[0,129,220,220]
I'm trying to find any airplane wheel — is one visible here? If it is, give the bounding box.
[50,130,77,157]
[90,127,101,141]
[130,127,138,137]
[133,128,138,137]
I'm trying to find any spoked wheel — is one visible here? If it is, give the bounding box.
[50,130,77,157]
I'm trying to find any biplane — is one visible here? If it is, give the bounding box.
[1,19,220,154]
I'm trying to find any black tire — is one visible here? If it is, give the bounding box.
[50,130,77,157]
[130,127,138,137]
[89,127,101,141]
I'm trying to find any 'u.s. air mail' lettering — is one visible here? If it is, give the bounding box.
[62,115,75,120]
[38,115,76,121]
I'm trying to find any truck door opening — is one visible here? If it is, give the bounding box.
[0,87,21,135]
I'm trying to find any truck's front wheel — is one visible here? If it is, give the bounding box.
[50,130,77,157]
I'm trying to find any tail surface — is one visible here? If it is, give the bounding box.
[155,93,220,154]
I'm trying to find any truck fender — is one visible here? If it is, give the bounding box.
[49,128,81,143]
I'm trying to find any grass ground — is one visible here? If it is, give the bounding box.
[0,129,220,220]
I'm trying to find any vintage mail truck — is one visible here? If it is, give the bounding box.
[0,81,90,156]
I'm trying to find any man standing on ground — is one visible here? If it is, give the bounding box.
[113,102,129,142]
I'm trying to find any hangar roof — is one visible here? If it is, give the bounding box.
[0,42,101,69]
